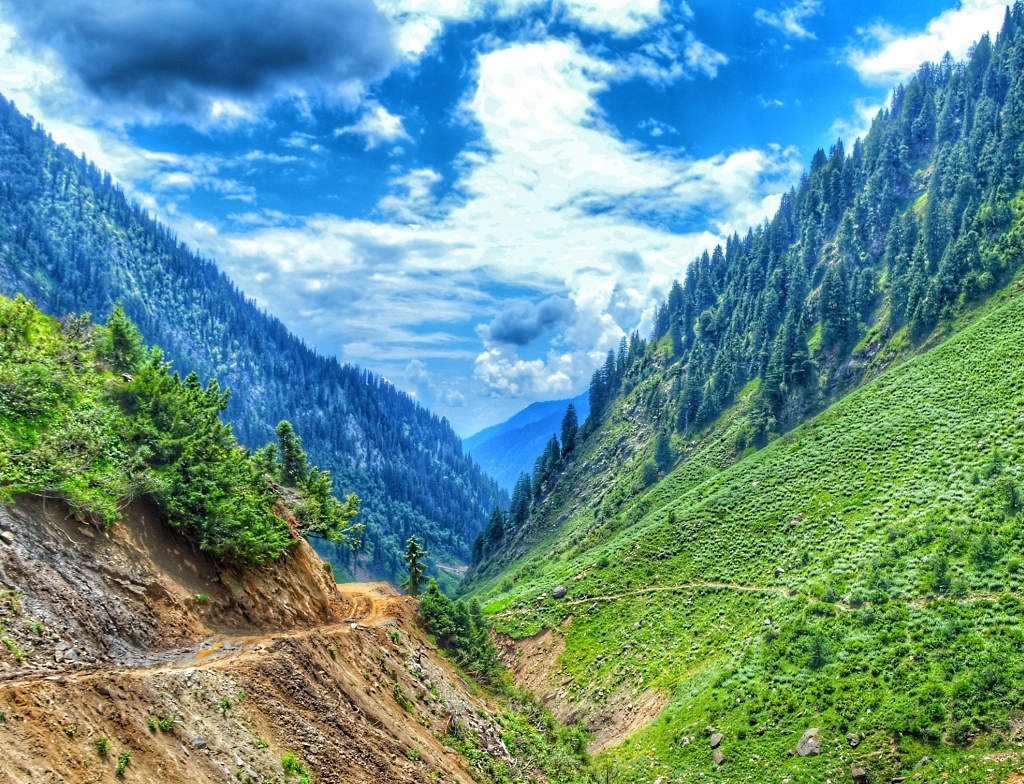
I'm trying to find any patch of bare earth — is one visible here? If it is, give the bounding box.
[0,496,517,783]
[495,617,667,754]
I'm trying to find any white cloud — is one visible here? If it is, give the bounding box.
[754,0,821,40]
[848,0,1007,85]
[192,38,800,422]
[558,0,665,37]
[376,0,668,60]
[473,347,578,398]
[377,168,444,222]
[335,100,409,149]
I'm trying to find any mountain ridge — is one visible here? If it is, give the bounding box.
[464,12,1024,782]
[0,96,506,585]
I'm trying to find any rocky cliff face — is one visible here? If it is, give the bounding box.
[0,496,516,783]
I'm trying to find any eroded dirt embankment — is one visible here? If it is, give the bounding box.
[0,496,511,783]
[495,620,667,755]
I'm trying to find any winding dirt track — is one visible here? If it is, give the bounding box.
[494,580,790,617]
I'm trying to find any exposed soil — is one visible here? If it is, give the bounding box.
[0,496,515,783]
[495,617,667,754]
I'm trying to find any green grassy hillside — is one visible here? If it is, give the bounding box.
[472,276,1024,782]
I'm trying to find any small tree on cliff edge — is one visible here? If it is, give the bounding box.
[402,536,427,597]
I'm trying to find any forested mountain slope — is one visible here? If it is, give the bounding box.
[465,7,1024,782]
[0,97,506,582]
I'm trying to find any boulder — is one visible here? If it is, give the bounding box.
[552,586,567,599]
[709,733,723,749]
[191,736,208,749]
[850,765,868,784]
[712,750,726,766]
[847,732,862,748]
[796,728,821,757]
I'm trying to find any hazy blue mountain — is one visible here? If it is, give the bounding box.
[465,393,587,491]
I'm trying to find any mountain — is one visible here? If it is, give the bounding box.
[0,96,506,585]
[464,393,587,491]
[0,293,594,784]
[466,12,1024,782]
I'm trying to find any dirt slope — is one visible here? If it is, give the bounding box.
[0,496,513,783]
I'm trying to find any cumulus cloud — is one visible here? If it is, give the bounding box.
[754,0,821,40]
[335,100,409,149]
[482,296,577,346]
[187,37,801,427]
[0,0,396,118]
[473,347,579,398]
[847,0,1007,85]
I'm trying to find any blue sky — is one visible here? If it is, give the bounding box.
[0,0,1010,434]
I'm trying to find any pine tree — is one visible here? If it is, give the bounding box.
[654,429,673,472]
[275,420,309,487]
[101,302,146,375]
[402,536,427,597]
[561,403,579,457]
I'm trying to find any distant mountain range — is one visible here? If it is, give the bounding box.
[464,393,587,491]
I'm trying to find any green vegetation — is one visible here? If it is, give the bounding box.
[95,737,110,757]
[418,580,597,783]
[0,295,360,565]
[115,751,132,778]
[472,281,1024,782]
[281,751,313,784]
[401,535,428,596]
[0,92,506,582]
[467,15,1024,783]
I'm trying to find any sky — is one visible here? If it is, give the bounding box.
[0,0,1011,435]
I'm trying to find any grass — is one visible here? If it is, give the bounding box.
[471,282,1024,782]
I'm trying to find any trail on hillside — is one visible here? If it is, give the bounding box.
[494,580,791,618]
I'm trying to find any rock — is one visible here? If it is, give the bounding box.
[709,733,723,749]
[64,648,80,663]
[786,749,796,757]
[850,765,868,784]
[654,778,666,784]
[915,756,931,768]
[757,727,766,736]
[704,726,715,735]
[796,728,821,757]
[552,586,567,599]
[191,736,208,749]
[891,778,906,783]
[77,527,95,539]
[712,750,726,766]
[94,685,111,697]
[0,531,13,546]
[847,732,862,748]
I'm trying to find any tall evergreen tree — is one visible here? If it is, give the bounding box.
[275,420,309,487]
[402,536,428,597]
[560,403,579,457]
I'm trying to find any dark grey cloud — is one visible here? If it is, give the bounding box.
[3,0,396,114]
[484,296,576,346]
